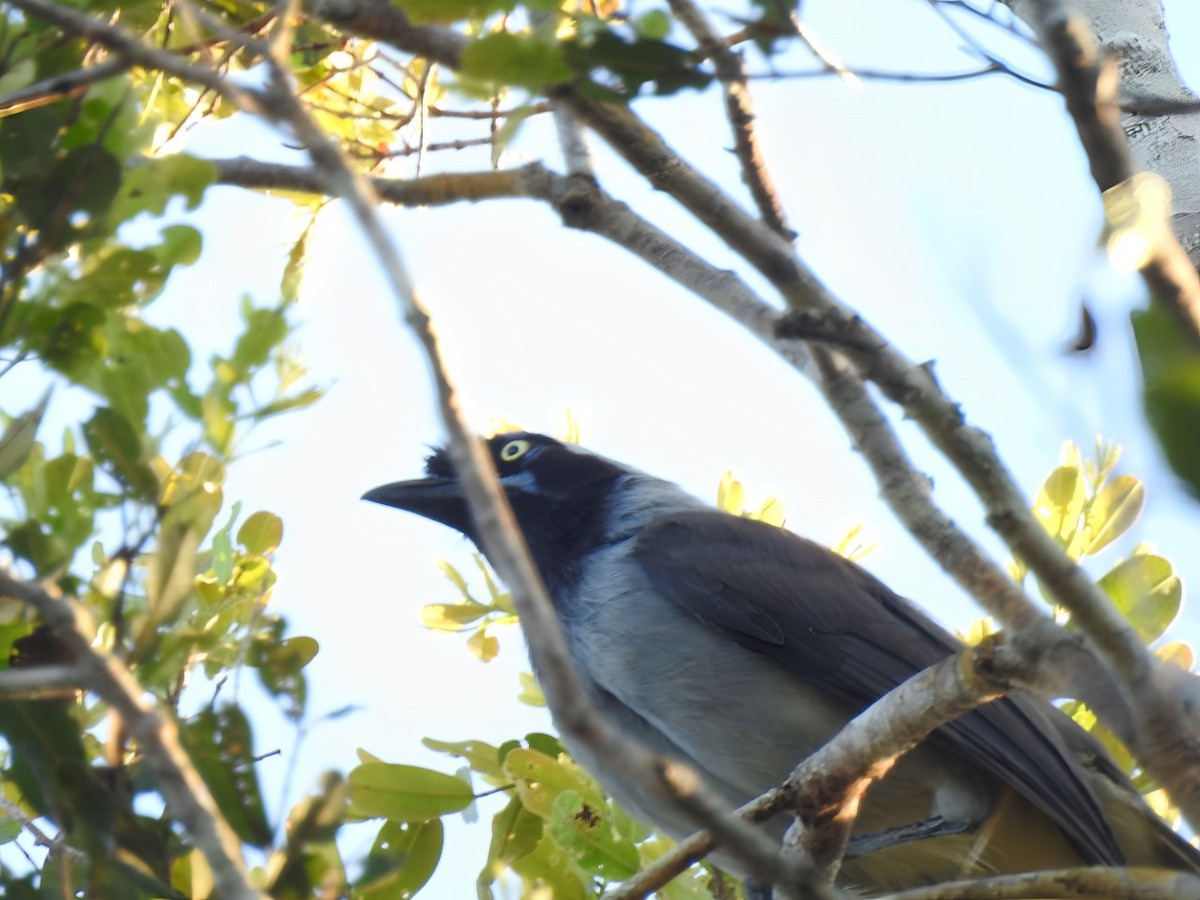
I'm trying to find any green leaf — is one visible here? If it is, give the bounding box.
[1133,302,1200,497]
[1097,554,1181,643]
[238,510,283,555]
[178,706,273,847]
[39,302,107,377]
[548,789,639,879]
[108,154,216,225]
[160,452,225,537]
[566,30,709,98]
[0,389,50,479]
[82,407,158,499]
[421,738,503,779]
[211,502,240,583]
[502,748,596,821]
[232,305,289,376]
[137,522,200,650]
[634,10,672,41]
[478,795,543,894]
[510,833,588,900]
[1032,464,1084,541]
[347,763,474,821]
[356,819,444,898]
[461,33,573,90]
[1082,475,1145,555]
[252,633,318,720]
[251,386,325,420]
[280,217,314,304]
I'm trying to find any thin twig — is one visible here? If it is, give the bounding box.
[668,0,791,236]
[0,794,88,862]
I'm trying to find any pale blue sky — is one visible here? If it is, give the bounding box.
[6,0,1200,893]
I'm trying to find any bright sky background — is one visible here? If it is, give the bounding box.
[8,0,1200,894]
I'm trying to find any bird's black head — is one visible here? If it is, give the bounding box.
[363,432,629,590]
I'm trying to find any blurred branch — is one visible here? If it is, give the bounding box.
[0,663,82,699]
[0,795,87,862]
[0,570,261,900]
[668,0,791,236]
[1023,2,1200,343]
[880,865,1200,899]
[0,58,129,117]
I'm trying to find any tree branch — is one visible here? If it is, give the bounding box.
[1024,1,1200,343]
[0,571,261,900]
[0,58,130,116]
[667,0,791,236]
[879,865,1200,899]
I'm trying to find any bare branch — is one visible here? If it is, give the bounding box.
[0,570,261,900]
[667,0,791,236]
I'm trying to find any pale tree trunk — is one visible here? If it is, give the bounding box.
[1011,0,1200,266]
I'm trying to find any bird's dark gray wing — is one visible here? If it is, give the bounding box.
[631,511,1124,865]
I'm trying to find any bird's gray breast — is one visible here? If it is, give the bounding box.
[555,529,852,804]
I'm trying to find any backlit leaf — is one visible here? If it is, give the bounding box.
[1083,475,1145,555]
[1097,554,1181,643]
[238,510,283,555]
[347,763,473,821]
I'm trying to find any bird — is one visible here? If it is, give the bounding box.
[363,431,1200,893]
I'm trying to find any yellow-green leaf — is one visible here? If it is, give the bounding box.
[1083,475,1145,555]
[347,763,473,821]
[517,671,545,707]
[421,601,491,631]
[716,469,744,515]
[467,625,499,662]
[1097,554,1181,643]
[1033,464,1084,542]
[502,748,589,821]
[238,511,283,555]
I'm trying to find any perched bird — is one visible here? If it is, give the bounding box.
[364,431,1200,893]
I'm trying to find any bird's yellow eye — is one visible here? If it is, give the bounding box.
[500,439,531,462]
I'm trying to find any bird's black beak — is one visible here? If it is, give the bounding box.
[361,478,473,536]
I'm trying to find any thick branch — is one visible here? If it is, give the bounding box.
[1025,1,1200,342]
[0,571,260,900]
